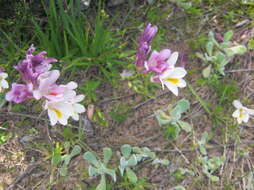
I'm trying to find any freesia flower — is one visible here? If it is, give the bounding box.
[44,100,73,126]
[145,49,174,74]
[140,23,158,43]
[5,83,32,103]
[0,72,9,92]
[15,45,57,85]
[135,23,158,68]
[32,70,60,100]
[159,67,187,96]
[232,100,254,124]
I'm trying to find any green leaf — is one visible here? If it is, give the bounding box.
[209,175,219,182]
[199,145,207,155]
[89,165,99,176]
[177,120,192,132]
[174,186,186,190]
[171,99,190,120]
[96,175,106,190]
[164,124,181,140]
[0,93,6,108]
[126,155,138,166]
[59,166,68,176]
[83,152,99,167]
[196,52,206,61]
[70,145,81,156]
[202,64,212,78]
[155,110,172,126]
[120,144,132,158]
[126,168,138,183]
[152,158,170,165]
[223,30,234,41]
[225,45,247,56]
[103,168,116,182]
[206,41,214,56]
[103,147,112,165]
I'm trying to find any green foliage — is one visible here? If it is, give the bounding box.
[83,145,169,189]
[50,142,81,176]
[197,132,225,182]
[197,31,247,77]
[83,148,116,190]
[155,99,192,140]
[0,123,12,145]
[80,80,101,103]
[33,0,124,84]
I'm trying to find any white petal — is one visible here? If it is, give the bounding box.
[246,108,254,115]
[164,82,178,96]
[74,95,85,103]
[72,113,79,121]
[237,117,242,124]
[67,81,78,89]
[242,114,249,123]
[0,73,8,79]
[177,79,186,88]
[233,100,242,109]
[74,103,85,113]
[48,109,58,126]
[1,79,8,89]
[168,67,187,78]
[59,115,68,125]
[33,90,42,100]
[167,52,179,67]
[232,109,240,118]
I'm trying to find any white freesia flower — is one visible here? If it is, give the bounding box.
[232,100,254,124]
[159,67,187,96]
[45,100,73,126]
[0,72,9,92]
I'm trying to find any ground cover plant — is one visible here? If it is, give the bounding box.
[1,0,254,189]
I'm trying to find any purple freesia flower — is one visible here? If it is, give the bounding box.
[135,24,158,69]
[15,45,57,86]
[140,23,158,43]
[5,83,32,103]
[145,49,171,74]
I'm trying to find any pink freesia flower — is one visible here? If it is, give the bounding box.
[5,83,32,103]
[15,45,57,85]
[145,49,172,74]
[149,51,179,83]
[33,70,77,101]
[135,24,158,69]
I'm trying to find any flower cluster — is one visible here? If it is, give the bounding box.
[135,24,187,96]
[5,45,85,126]
[232,100,254,124]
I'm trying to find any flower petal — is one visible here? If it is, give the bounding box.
[167,52,179,67]
[159,49,171,60]
[232,109,240,118]
[233,100,242,109]
[164,82,178,96]
[48,109,58,126]
[1,79,9,89]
